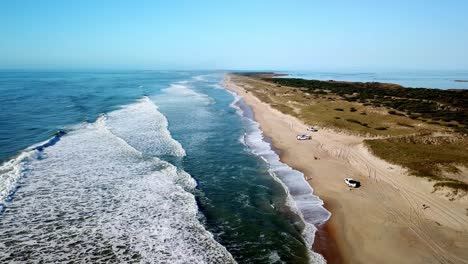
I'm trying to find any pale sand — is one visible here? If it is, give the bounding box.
[223,74,468,264]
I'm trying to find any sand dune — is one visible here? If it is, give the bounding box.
[224,74,468,264]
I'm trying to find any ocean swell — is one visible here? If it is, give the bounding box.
[0,97,235,263]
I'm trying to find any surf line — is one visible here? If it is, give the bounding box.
[34,130,67,152]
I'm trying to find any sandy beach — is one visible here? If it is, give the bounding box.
[224,74,468,264]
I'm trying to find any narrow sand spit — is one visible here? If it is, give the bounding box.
[224,74,468,264]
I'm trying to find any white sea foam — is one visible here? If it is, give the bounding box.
[192,73,224,83]
[162,84,214,105]
[210,83,224,90]
[193,75,205,81]
[104,97,186,157]
[192,74,210,82]
[0,151,34,203]
[226,89,330,264]
[0,98,235,263]
[268,251,284,264]
[155,83,216,147]
[0,133,68,203]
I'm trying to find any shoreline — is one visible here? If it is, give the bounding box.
[224,75,341,261]
[223,74,468,264]
[312,207,343,264]
[229,86,331,260]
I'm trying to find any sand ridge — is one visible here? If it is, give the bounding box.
[224,74,468,264]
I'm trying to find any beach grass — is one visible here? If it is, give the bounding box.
[365,135,468,183]
[230,74,468,192]
[433,181,468,192]
[231,75,445,137]
[267,77,468,134]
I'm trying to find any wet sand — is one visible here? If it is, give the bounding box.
[313,211,343,264]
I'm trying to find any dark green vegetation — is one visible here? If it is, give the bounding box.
[434,181,468,191]
[232,74,468,194]
[266,78,468,133]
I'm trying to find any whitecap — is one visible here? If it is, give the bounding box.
[104,97,186,157]
[162,84,214,105]
[0,150,34,203]
[0,97,236,263]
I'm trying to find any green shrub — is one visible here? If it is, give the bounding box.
[388,110,405,116]
[397,122,415,128]
[345,119,369,127]
[346,118,361,124]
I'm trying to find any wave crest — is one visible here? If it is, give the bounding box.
[0,97,235,263]
[103,97,186,157]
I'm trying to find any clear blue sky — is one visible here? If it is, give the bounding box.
[1,0,467,71]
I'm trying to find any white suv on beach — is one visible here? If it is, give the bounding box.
[296,134,312,140]
[344,178,361,188]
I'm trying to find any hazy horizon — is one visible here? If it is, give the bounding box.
[1,0,468,71]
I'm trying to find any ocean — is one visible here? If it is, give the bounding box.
[0,71,329,263]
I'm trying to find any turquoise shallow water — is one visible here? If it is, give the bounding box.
[0,71,326,263]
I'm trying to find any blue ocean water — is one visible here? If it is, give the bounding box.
[0,71,183,161]
[279,71,468,89]
[0,71,328,263]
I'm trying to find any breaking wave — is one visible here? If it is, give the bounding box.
[104,97,186,157]
[162,83,214,105]
[0,97,235,263]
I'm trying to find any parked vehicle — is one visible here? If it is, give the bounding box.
[344,178,361,188]
[296,134,312,140]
